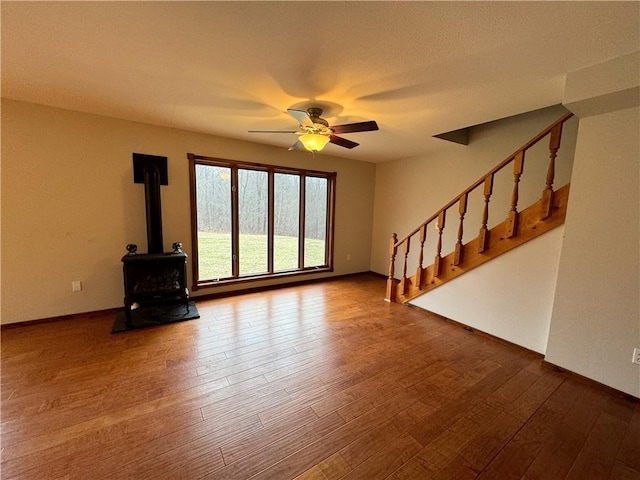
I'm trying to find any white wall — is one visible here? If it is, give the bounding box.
[411,226,564,354]
[545,53,640,398]
[1,99,376,324]
[545,105,640,396]
[564,52,640,118]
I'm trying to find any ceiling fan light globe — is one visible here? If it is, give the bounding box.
[299,133,330,152]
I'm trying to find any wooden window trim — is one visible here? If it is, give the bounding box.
[188,153,336,291]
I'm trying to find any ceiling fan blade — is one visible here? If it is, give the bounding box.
[287,109,314,127]
[330,120,379,134]
[329,135,359,149]
[248,130,297,133]
[288,140,305,151]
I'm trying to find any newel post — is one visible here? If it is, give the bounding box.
[385,233,398,302]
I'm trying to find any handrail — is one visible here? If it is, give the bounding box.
[387,111,575,303]
[393,112,573,247]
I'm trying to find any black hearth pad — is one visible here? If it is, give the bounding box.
[112,301,199,333]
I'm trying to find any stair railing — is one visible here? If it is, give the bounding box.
[386,112,573,302]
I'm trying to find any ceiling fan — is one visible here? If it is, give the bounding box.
[249,107,379,152]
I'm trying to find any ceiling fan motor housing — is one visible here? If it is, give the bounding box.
[307,108,329,127]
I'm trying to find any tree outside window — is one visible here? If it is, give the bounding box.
[188,153,335,289]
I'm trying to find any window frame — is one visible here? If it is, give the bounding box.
[188,153,336,290]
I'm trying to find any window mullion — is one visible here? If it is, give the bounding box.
[326,173,336,268]
[298,174,306,270]
[267,170,274,273]
[231,166,240,278]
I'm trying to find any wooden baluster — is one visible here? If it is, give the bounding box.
[400,238,411,294]
[433,211,446,277]
[505,151,524,238]
[415,224,427,289]
[385,233,398,302]
[478,174,494,253]
[453,194,467,266]
[541,123,563,219]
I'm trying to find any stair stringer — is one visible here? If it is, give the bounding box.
[394,183,570,304]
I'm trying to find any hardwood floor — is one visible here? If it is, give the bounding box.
[2,273,638,479]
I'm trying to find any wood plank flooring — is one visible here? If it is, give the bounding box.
[2,273,638,479]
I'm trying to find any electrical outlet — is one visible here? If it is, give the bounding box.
[346,254,351,261]
[633,348,640,365]
[72,281,82,292]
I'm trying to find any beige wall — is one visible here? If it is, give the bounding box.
[546,52,640,397]
[545,106,639,397]
[1,99,376,324]
[412,227,565,354]
[545,54,640,397]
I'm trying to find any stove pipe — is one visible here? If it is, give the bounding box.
[133,153,168,254]
[143,164,163,254]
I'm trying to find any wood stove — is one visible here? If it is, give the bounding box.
[122,244,189,323]
[121,153,191,326]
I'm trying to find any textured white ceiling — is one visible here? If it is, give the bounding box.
[2,1,639,162]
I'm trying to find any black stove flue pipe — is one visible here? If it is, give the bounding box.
[132,153,168,254]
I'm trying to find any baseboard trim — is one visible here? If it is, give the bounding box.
[406,303,544,358]
[1,307,123,330]
[1,271,379,330]
[191,271,379,302]
[407,304,639,402]
[540,360,640,403]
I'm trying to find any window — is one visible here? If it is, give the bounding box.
[188,153,336,289]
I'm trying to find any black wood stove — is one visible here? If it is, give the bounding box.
[119,153,194,329]
[122,244,189,322]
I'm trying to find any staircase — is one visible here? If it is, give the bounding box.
[386,112,574,304]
